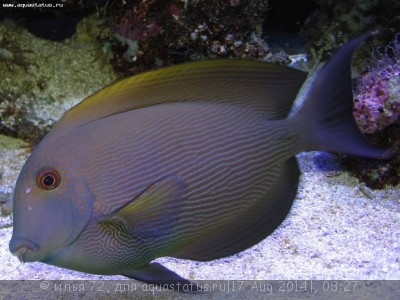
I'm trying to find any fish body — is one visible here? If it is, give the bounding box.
[9,34,391,289]
[34,103,300,274]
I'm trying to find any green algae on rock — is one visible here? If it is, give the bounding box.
[0,19,117,147]
[0,134,29,224]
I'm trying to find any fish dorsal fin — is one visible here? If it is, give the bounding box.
[53,60,306,132]
[98,174,186,240]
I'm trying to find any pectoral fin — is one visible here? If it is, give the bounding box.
[98,174,186,239]
[123,262,201,292]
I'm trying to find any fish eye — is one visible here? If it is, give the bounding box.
[37,169,61,191]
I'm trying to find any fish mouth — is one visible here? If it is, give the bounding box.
[9,238,39,263]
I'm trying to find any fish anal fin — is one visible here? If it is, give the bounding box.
[123,262,201,292]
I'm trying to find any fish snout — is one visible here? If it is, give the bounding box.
[9,238,39,262]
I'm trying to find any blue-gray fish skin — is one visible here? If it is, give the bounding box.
[9,33,391,290]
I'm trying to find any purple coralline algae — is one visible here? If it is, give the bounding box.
[353,36,400,134]
[340,35,400,189]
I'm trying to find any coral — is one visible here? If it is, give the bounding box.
[353,35,400,134]
[303,0,400,66]
[103,0,272,76]
[340,35,400,189]
[112,1,163,42]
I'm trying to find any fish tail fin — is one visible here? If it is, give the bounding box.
[290,33,394,159]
